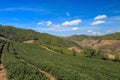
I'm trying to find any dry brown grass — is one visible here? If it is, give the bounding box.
[23,40,34,43]
[0,64,7,80]
[68,46,83,53]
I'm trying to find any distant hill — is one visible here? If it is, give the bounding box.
[66,35,90,41]
[0,25,76,47]
[66,32,120,41]
[66,32,120,57]
[101,32,120,40]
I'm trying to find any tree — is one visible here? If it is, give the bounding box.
[115,55,120,62]
[84,47,96,57]
[100,53,108,60]
[72,49,76,56]
[60,49,64,54]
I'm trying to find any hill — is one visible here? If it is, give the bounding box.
[0,40,120,80]
[66,32,120,41]
[66,35,92,41]
[0,25,120,80]
[0,25,76,48]
[66,33,120,60]
[101,32,120,40]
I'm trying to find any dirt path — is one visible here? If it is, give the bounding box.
[16,45,57,80]
[20,58,57,80]
[37,67,57,80]
[40,45,56,53]
[16,47,57,80]
[0,64,7,80]
[23,40,35,43]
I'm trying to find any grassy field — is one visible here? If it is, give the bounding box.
[0,40,120,80]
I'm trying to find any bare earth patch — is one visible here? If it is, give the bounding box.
[40,45,56,53]
[68,46,83,53]
[0,64,7,80]
[0,36,7,40]
[108,54,115,60]
[23,40,35,43]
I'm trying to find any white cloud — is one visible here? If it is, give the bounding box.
[37,22,44,25]
[62,19,82,26]
[88,30,93,33]
[94,15,107,20]
[46,21,52,26]
[49,24,60,31]
[87,30,102,36]
[72,27,80,31]
[37,21,52,26]
[90,20,105,26]
[66,12,70,16]
[91,32,102,36]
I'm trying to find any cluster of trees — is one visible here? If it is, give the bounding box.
[115,55,120,62]
[83,47,120,62]
[83,47,98,57]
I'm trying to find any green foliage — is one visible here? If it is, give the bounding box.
[100,53,109,60]
[1,41,49,80]
[83,47,96,57]
[66,32,120,41]
[66,35,92,41]
[72,49,76,56]
[66,35,99,41]
[0,25,77,47]
[11,42,120,80]
[101,32,120,40]
[115,55,120,62]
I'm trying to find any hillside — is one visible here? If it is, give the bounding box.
[66,32,120,41]
[66,33,120,60]
[66,35,93,41]
[0,25,76,48]
[0,40,120,80]
[0,25,120,80]
[77,39,120,54]
[101,32,120,40]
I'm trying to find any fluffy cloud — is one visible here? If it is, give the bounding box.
[90,20,105,26]
[46,21,52,26]
[49,24,60,31]
[72,27,80,31]
[37,22,44,25]
[91,32,102,35]
[37,21,52,26]
[62,19,82,26]
[66,12,70,16]
[87,30,93,33]
[94,15,107,20]
[88,30,102,35]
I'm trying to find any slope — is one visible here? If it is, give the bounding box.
[0,25,76,48]
[66,32,120,41]
[3,41,120,80]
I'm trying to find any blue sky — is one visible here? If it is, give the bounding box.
[0,0,120,36]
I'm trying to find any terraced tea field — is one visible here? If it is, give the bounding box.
[0,40,120,80]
